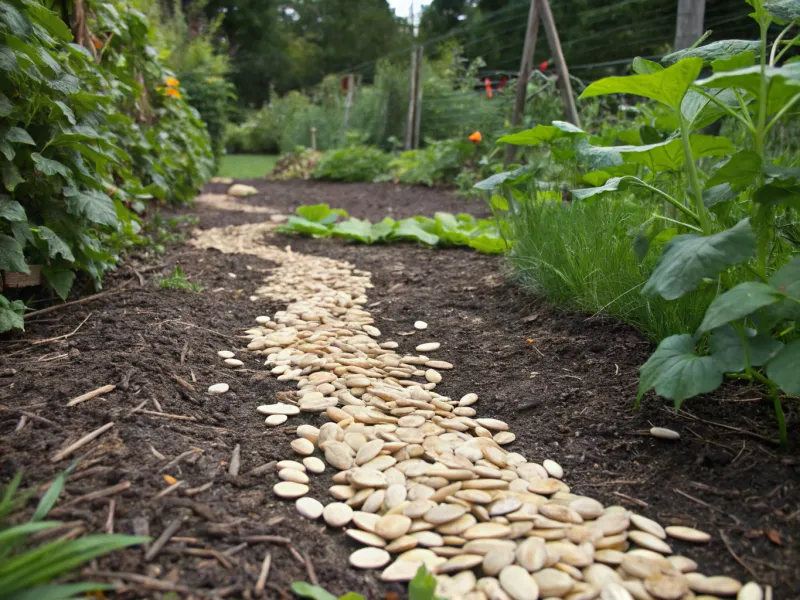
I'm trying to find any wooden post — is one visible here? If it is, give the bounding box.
[412,45,424,150]
[538,0,580,127]
[343,73,356,129]
[310,127,317,151]
[405,45,423,150]
[505,0,540,166]
[674,0,706,50]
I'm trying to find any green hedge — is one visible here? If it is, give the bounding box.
[0,0,213,331]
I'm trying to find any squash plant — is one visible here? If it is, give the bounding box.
[485,0,799,448]
[577,0,800,449]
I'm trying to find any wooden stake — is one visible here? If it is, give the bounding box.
[505,0,540,166]
[405,45,423,150]
[537,0,581,127]
[343,74,356,130]
[675,0,707,50]
[310,127,317,151]
[412,45,424,150]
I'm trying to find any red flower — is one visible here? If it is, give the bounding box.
[539,60,549,72]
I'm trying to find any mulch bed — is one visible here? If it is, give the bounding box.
[1,178,797,598]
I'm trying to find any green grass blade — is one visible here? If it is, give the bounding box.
[0,521,63,545]
[7,582,113,600]
[0,472,24,520]
[31,473,66,522]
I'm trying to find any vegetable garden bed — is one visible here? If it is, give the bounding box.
[0,180,796,598]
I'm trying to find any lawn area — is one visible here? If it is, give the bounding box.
[218,154,279,179]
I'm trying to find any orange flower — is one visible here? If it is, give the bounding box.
[164,76,180,87]
[164,87,181,99]
[163,474,177,485]
[468,131,482,143]
[92,36,103,50]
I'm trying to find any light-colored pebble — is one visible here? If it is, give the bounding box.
[224,358,244,367]
[257,403,300,416]
[265,414,288,426]
[303,456,325,473]
[296,497,323,519]
[414,321,428,330]
[665,525,711,543]
[217,350,235,358]
[650,427,680,440]
[290,438,315,456]
[350,547,390,569]
[416,342,441,352]
[499,565,540,600]
[323,502,353,528]
[208,383,229,395]
[273,481,308,499]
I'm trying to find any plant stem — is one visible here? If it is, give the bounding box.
[775,32,800,64]
[626,178,700,223]
[692,87,754,132]
[653,214,703,232]
[751,371,788,451]
[678,115,712,234]
[766,92,800,132]
[769,23,794,66]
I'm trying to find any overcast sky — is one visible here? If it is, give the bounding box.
[388,0,422,22]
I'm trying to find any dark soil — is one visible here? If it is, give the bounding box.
[1,179,797,599]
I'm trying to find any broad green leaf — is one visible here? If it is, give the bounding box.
[290,582,338,600]
[0,196,26,221]
[338,594,366,600]
[1,159,24,191]
[0,233,29,273]
[65,189,119,227]
[41,265,74,302]
[662,40,760,66]
[468,234,507,254]
[698,282,785,333]
[4,126,35,145]
[705,150,762,191]
[0,140,14,161]
[683,89,740,129]
[571,175,656,200]
[20,0,73,41]
[50,100,76,125]
[47,73,81,95]
[696,62,800,116]
[752,183,800,209]
[36,227,75,261]
[295,204,337,224]
[582,171,611,187]
[473,166,535,190]
[711,52,756,73]
[370,217,395,241]
[633,220,677,261]
[32,153,70,177]
[637,334,724,407]
[497,123,585,146]
[0,93,11,117]
[0,46,19,73]
[0,303,24,332]
[0,3,33,37]
[490,194,509,211]
[580,58,704,110]
[703,183,738,208]
[279,216,330,237]
[331,219,374,243]
[642,219,757,300]
[632,57,663,74]
[408,565,439,600]
[709,325,783,372]
[767,340,800,394]
[770,255,800,297]
[764,0,800,23]
[574,139,623,170]
[391,219,439,246]
[618,135,734,172]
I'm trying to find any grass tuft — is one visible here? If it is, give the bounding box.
[218,154,278,179]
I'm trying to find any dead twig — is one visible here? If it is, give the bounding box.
[240,535,291,545]
[158,319,232,339]
[55,481,131,511]
[160,449,203,473]
[24,281,132,319]
[145,515,186,561]
[173,373,195,392]
[83,570,192,594]
[149,444,166,460]
[50,422,114,463]
[129,264,145,287]
[254,552,272,595]
[154,480,184,500]
[719,529,759,580]
[9,313,93,356]
[67,384,116,407]
[248,461,277,477]
[612,491,649,508]
[667,407,780,445]
[180,340,189,365]
[185,481,214,496]
[303,551,318,585]
[674,489,742,525]
[140,410,196,421]
[5,409,60,429]
[126,399,149,418]
[105,500,115,534]
[579,479,646,488]
[229,444,241,477]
